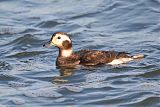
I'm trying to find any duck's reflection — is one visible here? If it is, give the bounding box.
[57,64,102,76]
[52,66,77,83]
[59,66,76,77]
[52,64,106,83]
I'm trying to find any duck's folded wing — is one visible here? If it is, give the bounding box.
[79,50,130,65]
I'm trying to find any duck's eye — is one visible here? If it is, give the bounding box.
[57,36,61,39]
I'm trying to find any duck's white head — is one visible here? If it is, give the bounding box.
[43,32,73,57]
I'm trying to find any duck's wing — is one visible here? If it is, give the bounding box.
[75,50,131,65]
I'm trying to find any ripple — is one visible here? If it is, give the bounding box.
[0,73,16,81]
[103,1,123,12]
[10,98,25,105]
[0,105,8,107]
[63,85,83,93]
[8,81,30,87]
[128,82,160,92]
[7,51,46,58]
[0,61,12,71]
[24,87,63,98]
[36,20,64,28]
[0,27,26,35]
[138,69,160,78]
[84,92,155,105]
[0,27,22,35]
[54,98,66,103]
[5,34,42,46]
[0,28,15,35]
[85,73,107,82]
[81,81,108,89]
[19,28,40,34]
[123,96,160,107]
[151,24,160,32]
[118,22,156,32]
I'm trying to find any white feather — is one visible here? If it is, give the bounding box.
[108,58,133,65]
[61,49,72,57]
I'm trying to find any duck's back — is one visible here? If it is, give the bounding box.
[74,50,131,65]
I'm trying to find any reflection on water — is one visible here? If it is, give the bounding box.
[0,0,160,106]
[59,67,75,77]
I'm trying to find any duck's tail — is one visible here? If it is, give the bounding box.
[132,54,145,59]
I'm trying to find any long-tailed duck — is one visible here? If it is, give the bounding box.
[43,32,144,67]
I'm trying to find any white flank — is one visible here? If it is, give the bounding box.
[108,58,133,65]
[133,54,144,59]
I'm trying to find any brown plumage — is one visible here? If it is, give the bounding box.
[77,50,130,65]
[43,32,144,67]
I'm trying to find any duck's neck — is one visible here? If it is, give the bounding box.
[59,48,73,57]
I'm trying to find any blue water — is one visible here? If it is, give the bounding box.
[0,0,160,106]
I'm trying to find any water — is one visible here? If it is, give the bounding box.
[0,0,160,106]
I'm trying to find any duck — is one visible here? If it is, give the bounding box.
[43,32,144,67]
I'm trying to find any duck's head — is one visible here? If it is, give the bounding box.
[43,32,73,57]
[43,32,72,49]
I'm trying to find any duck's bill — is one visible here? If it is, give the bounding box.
[43,42,52,48]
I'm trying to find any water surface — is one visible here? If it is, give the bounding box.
[0,0,160,106]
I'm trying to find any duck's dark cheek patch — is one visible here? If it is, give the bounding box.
[62,40,72,49]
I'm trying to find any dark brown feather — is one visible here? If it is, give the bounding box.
[75,50,130,65]
[62,40,72,49]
